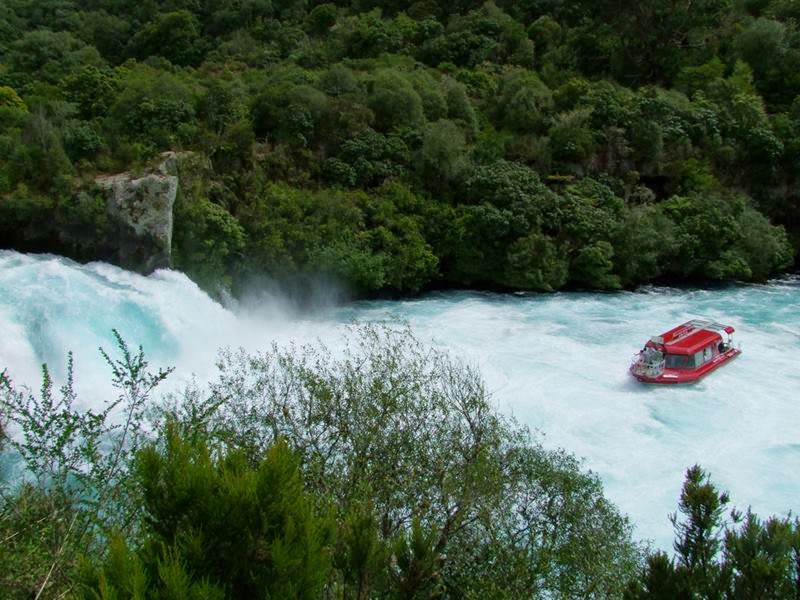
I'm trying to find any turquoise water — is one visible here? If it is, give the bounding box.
[2,250,798,552]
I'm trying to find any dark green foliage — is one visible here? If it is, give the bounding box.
[62,120,106,161]
[4,29,105,91]
[160,325,642,596]
[444,161,565,289]
[0,485,78,599]
[128,11,207,67]
[109,68,197,152]
[2,327,645,598]
[10,112,73,194]
[335,9,405,59]
[0,0,797,293]
[236,182,436,294]
[325,127,409,187]
[60,65,119,120]
[0,332,172,598]
[493,68,553,133]
[238,183,382,291]
[0,86,27,111]
[570,240,620,289]
[172,191,246,291]
[390,518,445,598]
[671,465,730,593]
[368,69,426,132]
[626,465,800,599]
[128,430,334,598]
[502,230,568,291]
[0,188,110,259]
[724,511,800,598]
[305,3,338,36]
[548,108,596,164]
[76,429,335,599]
[252,82,329,146]
[415,119,469,192]
[612,205,676,286]
[597,0,734,86]
[0,192,59,251]
[661,192,792,280]
[198,79,247,135]
[420,2,533,68]
[63,10,132,65]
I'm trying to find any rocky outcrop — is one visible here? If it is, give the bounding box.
[95,153,182,274]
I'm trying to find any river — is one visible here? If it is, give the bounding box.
[1,249,798,552]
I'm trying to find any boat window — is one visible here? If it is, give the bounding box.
[665,354,692,369]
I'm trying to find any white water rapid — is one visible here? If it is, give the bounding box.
[1,250,799,552]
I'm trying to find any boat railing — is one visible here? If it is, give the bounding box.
[630,354,665,378]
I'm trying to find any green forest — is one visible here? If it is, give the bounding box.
[1,0,798,296]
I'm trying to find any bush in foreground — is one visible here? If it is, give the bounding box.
[1,326,642,598]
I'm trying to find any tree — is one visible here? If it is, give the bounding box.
[548,108,596,165]
[252,82,329,147]
[305,3,338,36]
[159,325,642,596]
[334,9,404,59]
[197,78,247,135]
[331,127,409,187]
[127,10,207,67]
[419,2,533,68]
[60,65,118,120]
[504,230,569,290]
[442,76,478,138]
[415,119,469,193]
[172,192,246,291]
[570,240,621,289]
[671,465,730,594]
[10,111,73,194]
[627,466,800,598]
[368,69,425,132]
[596,0,733,85]
[660,192,792,281]
[493,69,553,133]
[733,18,800,110]
[723,511,799,598]
[4,29,105,90]
[78,431,333,599]
[363,182,439,292]
[0,333,172,598]
[612,205,676,287]
[0,86,27,111]
[109,68,197,151]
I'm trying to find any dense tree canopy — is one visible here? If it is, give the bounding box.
[0,0,796,296]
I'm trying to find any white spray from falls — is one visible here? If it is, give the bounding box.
[1,249,799,553]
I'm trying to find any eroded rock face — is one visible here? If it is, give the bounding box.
[95,153,181,274]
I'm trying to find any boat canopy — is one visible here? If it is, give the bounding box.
[657,319,735,356]
[664,329,720,355]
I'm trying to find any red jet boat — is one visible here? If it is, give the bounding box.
[630,319,741,384]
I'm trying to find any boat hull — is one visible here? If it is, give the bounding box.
[631,348,741,384]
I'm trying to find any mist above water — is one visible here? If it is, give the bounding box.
[2,249,798,552]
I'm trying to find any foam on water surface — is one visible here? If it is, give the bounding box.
[1,250,798,551]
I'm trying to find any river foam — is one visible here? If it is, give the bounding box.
[1,250,798,552]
